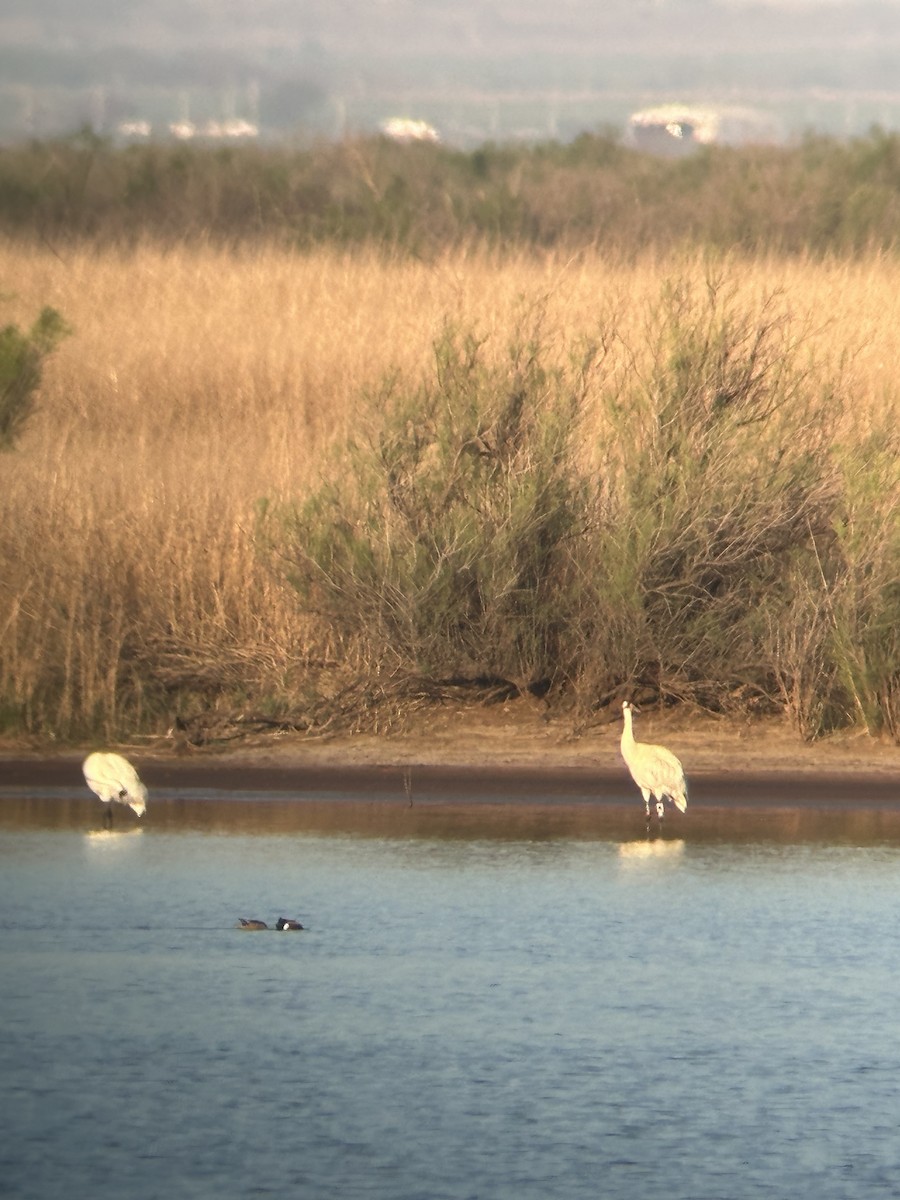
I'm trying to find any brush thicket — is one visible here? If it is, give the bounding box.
[1,240,898,741]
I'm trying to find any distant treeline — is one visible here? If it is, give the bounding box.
[3,127,900,255]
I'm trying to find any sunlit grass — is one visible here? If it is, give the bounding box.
[1,238,898,742]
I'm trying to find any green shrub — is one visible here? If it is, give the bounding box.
[6,128,900,256]
[269,320,601,700]
[598,275,840,714]
[265,276,893,736]
[0,305,71,450]
[825,435,900,737]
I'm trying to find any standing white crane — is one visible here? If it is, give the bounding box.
[620,701,688,826]
[82,752,148,827]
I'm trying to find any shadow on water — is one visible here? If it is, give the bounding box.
[4,792,900,844]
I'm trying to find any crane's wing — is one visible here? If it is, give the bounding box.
[644,744,688,811]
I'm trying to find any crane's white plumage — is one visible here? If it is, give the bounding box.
[82,751,148,824]
[620,701,687,821]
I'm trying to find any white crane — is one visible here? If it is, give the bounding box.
[82,752,148,827]
[620,701,688,825]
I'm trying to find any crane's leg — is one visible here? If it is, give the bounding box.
[103,805,113,829]
[641,789,652,828]
[655,800,665,822]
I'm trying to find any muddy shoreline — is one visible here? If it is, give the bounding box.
[2,755,898,811]
[3,705,900,812]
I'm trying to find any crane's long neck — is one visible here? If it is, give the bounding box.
[621,707,635,750]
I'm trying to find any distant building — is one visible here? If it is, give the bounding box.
[626,104,778,155]
[165,118,259,141]
[379,117,440,144]
[201,118,259,139]
[169,119,197,140]
[116,119,151,139]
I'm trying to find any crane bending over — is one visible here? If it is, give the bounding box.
[620,701,688,825]
[82,751,148,827]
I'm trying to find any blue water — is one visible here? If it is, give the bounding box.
[1,814,900,1199]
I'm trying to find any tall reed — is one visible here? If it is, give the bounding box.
[1,239,898,742]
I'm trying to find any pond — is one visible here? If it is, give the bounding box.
[1,794,900,1200]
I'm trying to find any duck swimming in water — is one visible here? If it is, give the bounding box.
[237,918,268,930]
[276,917,305,931]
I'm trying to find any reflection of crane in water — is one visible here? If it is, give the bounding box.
[620,701,688,828]
[82,752,148,827]
[618,838,685,860]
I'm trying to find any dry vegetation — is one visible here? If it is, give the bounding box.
[1,237,899,747]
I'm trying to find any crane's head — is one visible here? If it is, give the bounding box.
[622,700,640,716]
[126,783,148,818]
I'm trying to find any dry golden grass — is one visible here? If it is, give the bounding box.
[2,237,899,740]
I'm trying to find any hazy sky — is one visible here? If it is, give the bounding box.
[4,0,889,77]
[5,0,900,51]
[3,0,899,141]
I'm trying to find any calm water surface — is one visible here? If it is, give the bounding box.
[2,800,900,1199]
